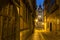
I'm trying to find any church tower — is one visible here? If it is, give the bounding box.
[37,5,43,22]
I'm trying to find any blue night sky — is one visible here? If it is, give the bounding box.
[36,0,44,9]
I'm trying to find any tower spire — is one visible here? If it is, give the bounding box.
[39,5,41,8]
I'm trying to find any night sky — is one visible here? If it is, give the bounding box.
[36,0,44,9]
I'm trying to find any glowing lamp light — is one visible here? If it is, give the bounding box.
[35,19,38,22]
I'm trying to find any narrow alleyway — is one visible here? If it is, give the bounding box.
[0,0,60,40]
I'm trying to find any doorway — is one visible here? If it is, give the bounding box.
[50,22,52,31]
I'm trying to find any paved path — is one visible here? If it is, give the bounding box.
[27,30,45,40]
[20,29,60,40]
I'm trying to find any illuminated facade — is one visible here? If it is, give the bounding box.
[44,0,60,32]
[35,5,44,30]
[0,0,36,40]
[20,0,36,40]
[37,5,44,22]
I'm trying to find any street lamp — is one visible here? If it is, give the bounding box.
[35,19,38,22]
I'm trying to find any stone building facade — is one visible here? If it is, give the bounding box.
[20,0,36,40]
[0,0,36,40]
[44,0,60,32]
